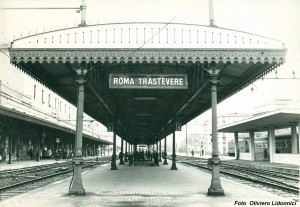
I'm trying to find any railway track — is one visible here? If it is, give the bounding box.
[0,157,110,201]
[174,155,299,196]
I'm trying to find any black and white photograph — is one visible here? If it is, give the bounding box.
[0,0,299,206]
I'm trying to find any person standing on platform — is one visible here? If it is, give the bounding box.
[39,149,42,160]
[201,148,204,156]
[119,150,124,164]
[191,149,194,157]
[263,148,269,161]
[153,150,159,166]
[236,148,240,160]
[128,153,133,167]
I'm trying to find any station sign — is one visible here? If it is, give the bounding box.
[175,122,182,131]
[109,74,188,89]
[107,123,113,132]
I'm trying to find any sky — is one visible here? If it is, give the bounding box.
[0,0,300,124]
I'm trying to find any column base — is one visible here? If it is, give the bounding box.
[111,165,118,170]
[207,156,224,196]
[170,154,177,170]
[119,159,124,165]
[207,187,225,196]
[111,161,118,170]
[163,160,168,165]
[171,164,177,170]
[124,157,128,162]
[111,154,118,170]
[69,188,86,195]
[69,157,85,196]
[7,154,12,164]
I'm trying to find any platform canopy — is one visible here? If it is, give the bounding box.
[8,22,286,145]
[219,108,300,133]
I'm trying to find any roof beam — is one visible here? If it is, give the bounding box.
[87,83,128,140]
[157,79,210,140]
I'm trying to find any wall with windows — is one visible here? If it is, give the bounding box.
[0,50,111,143]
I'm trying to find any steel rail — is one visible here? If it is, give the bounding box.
[179,160,299,195]
[0,159,109,193]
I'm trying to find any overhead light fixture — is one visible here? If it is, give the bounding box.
[137,123,149,125]
[133,97,156,101]
[136,113,152,116]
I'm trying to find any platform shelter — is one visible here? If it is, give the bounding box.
[219,100,300,165]
[7,15,286,196]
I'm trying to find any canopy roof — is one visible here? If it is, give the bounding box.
[9,22,286,144]
[219,100,300,132]
[219,110,300,133]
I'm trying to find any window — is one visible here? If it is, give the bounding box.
[42,90,44,103]
[55,98,57,110]
[33,85,36,99]
[48,94,51,107]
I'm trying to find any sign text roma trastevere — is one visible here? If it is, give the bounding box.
[109,74,188,89]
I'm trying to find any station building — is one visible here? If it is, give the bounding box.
[0,51,112,162]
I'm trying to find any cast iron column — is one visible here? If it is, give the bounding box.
[163,137,168,165]
[207,73,224,196]
[249,130,255,161]
[124,141,128,162]
[234,132,239,160]
[171,130,177,170]
[158,140,162,162]
[111,132,117,170]
[7,133,12,164]
[119,138,124,165]
[69,70,86,195]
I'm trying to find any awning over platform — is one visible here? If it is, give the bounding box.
[8,22,287,144]
[219,108,300,132]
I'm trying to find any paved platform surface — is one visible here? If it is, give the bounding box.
[1,162,299,207]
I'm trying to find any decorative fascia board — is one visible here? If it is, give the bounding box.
[9,48,286,64]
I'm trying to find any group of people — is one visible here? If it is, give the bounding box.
[119,149,166,166]
[27,148,74,161]
[191,149,205,157]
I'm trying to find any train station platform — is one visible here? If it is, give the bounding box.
[0,156,108,171]
[0,159,66,171]
[1,162,298,207]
